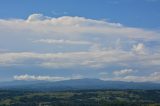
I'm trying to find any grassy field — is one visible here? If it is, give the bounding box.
[0,90,160,106]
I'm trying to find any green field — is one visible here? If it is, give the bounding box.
[0,90,160,106]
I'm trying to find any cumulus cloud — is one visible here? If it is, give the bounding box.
[27,14,51,22]
[113,69,134,76]
[132,43,146,54]
[14,74,83,81]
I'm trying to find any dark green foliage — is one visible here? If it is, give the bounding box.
[0,90,160,106]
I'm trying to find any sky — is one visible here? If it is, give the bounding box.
[0,0,160,82]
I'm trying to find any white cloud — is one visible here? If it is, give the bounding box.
[0,49,159,69]
[0,14,159,82]
[101,71,160,83]
[120,71,160,82]
[14,74,83,81]
[132,43,146,54]
[14,72,160,83]
[0,14,159,55]
[113,69,134,76]
[0,50,130,68]
[33,39,92,45]
[0,14,159,41]
[27,14,51,22]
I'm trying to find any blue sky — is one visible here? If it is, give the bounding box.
[0,0,160,28]
[0,0,160,82]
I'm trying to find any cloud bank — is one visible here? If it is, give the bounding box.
[0,14,159,82]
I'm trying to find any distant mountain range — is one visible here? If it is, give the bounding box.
[0,79,160,91]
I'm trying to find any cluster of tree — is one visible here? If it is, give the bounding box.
[0,90,160,106]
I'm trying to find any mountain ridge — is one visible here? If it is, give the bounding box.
[0,78,160,91]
